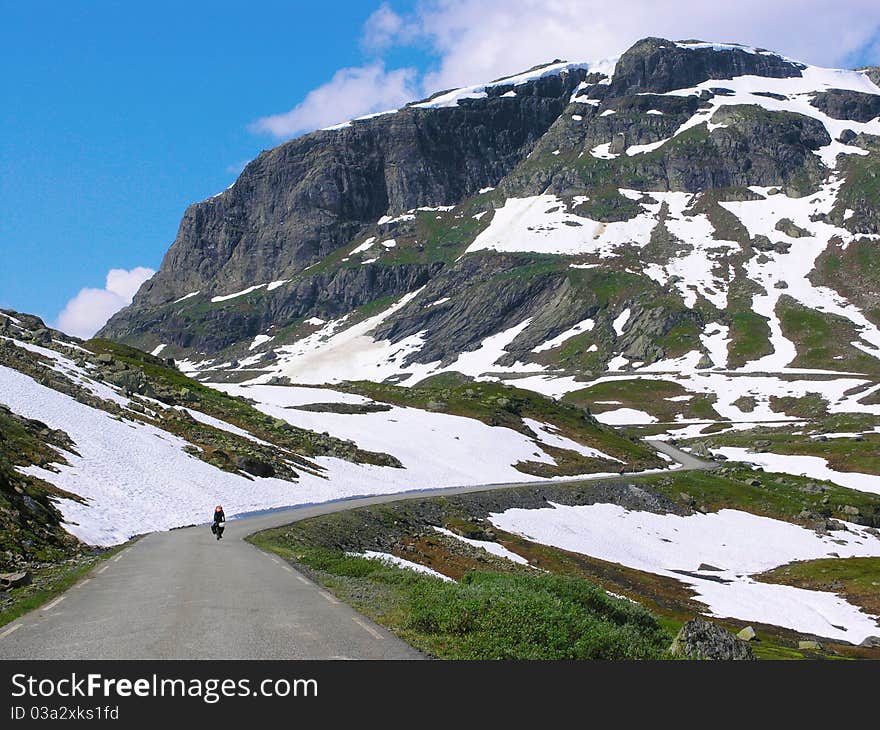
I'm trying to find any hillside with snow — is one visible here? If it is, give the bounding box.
[0,310,662,551]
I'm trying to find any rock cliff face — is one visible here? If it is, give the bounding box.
[100,37,880,392]
[604,37,803,97]
[129,68,592,308]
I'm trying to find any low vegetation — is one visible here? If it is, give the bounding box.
[249,532,672,660]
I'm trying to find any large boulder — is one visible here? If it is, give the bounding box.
[669,617,755,659]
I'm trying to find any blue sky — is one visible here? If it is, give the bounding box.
[2,1,878,334]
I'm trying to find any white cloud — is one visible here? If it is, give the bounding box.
[249,62,419,138]
[251,1,880,139]
[56,266,155,339]
[407,0,880,92]
[361,3,409,51]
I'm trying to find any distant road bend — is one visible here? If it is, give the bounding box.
[0,442,709,659]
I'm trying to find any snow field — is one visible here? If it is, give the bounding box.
[489,502,880,642]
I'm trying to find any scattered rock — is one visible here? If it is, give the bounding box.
[0,571,31,589]
[775,217,812,238]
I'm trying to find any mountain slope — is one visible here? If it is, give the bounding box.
[1,309,661,555]
[98,36,880,491]
[101,39,880,380]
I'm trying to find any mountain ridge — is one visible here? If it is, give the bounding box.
[97,36,880,441]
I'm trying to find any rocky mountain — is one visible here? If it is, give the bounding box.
[98,38,880,432]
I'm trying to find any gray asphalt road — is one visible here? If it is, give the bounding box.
[0,442,709,659]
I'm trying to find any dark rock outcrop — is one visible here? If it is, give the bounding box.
[669,617,756,659]
[811,89,880,123]
[607,37,803,97]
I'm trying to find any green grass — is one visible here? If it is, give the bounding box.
[728,309,772,367]
[248,536,672,660]
[777,296,880,373]
[641,467,880,525]
[563,379,721,423]
[0,541,131,628]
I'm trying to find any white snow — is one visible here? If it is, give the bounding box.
[700,323,730,368]
[413,60,594,110]
[321,108,398,131]
[1,360,608,548]
[211,383,567,486]
[464,194,659,257]
[174,291,200,304]
[590,142,618,159]
[1,364,334,545]
[626,139,668,155]
[490,502,880,642]
[659,64,880,169]
[360,551,453,581]
[304,317,326,326]
[613,308,631,336]
[210,284,266,303]
[531,318,594,352]
[713,447,880,495]
[150,344,167,357]
[606,355,629,371]
[350,237,377,255]
[434,527,529,565]
[249,334,274,351]
[377,213,415,226]
[594,408,658,425]
[267,279,289,292]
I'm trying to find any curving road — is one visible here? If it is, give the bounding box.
[0,442,710,659]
